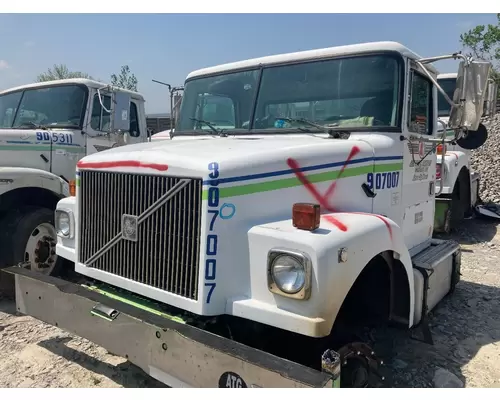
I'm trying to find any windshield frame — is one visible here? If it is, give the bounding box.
[0,82,89,130]
[176,50,406,136]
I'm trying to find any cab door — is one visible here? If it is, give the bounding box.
[85,90,144,155]
[401,65,437,252]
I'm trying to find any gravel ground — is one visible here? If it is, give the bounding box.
[471,114,500,203]
[0,217,499,388]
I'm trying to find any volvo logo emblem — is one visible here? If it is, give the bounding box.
[122,214,138,242]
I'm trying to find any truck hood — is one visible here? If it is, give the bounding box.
[76,134,376,180]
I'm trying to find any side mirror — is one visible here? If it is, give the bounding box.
[111,91,131,132]
[449,60,491,131]
[455,122,488,150]
[483,80,498,117]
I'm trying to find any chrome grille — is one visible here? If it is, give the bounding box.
[78,170,203,300]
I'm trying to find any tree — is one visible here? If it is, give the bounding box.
[460,14,500,86]
[111,65,138,91]
[36,64,93,82]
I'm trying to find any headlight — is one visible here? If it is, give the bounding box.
[271,255,305,294]
[267,249,312,300]
[55,210,72,238]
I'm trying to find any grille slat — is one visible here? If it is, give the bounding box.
[79,170,203,300]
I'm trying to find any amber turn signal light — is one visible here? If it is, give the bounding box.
[292,203,320,231]
[436,144,447,155]
[69,179,76,197]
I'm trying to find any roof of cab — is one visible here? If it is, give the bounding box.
[0,78,146,101]
[187,41,439,79]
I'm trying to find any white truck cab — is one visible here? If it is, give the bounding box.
[434,73,498,231]
[0,79,149,293]
[6,42,493,388]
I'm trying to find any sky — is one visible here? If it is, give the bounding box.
[0,13,497,114]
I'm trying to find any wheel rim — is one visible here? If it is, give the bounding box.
[24,222,58,275]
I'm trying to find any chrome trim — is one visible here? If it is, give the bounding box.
[84,179,190,267]
[267,248,312,300]
[79,171,203,300]
[55,208,74,239]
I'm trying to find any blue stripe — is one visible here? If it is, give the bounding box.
[5,140,82,147]
[202,155,403,185]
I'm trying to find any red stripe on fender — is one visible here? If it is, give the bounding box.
[77,160,169,172]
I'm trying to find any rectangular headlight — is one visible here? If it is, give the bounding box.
[267,248,312,300]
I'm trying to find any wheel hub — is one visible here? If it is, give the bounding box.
[24,223,58,274]
[337,342,385,388]
[34,235,57,269]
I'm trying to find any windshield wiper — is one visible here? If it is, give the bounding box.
[14,121,49,130]
[189,118,223,136]
[47,122,80,129]
[274,117,339,134]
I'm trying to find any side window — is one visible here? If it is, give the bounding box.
[0,91,23,128]
[129,101,140,137]
[90,93,111,132]
[90,94,140,137]
[408,72,432,134]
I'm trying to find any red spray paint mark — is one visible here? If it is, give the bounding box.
[287,145,361,213]
[322,215,348,232]
[446,151,459,160]
[348,211,393,241]
[287,146,360,231]
[287,145,392,240]
[323,146,360,199]
[77,160,169,172]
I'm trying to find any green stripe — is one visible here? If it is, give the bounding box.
[202,162,403,200]
[84,284,187,324]
[0,144,85,153]
[75,178,80,187]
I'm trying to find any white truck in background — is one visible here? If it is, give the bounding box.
[0,79,150,295]
[434,73,499,232]
[5,42,493,388]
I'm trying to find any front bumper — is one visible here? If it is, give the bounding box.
[5,267,338,388]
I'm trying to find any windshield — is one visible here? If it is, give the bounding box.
[176,54,402,134]
[0,84,87,129]
[437,78,456,118]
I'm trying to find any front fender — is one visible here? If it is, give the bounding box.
[0,167,69,198]
[241,212,414,338]
[437,151,471,195]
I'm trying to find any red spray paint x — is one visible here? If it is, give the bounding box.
[286,145,393,240]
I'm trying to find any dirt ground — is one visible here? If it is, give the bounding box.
[0,217,499,388]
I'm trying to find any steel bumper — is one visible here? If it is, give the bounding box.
[4,266,337,388]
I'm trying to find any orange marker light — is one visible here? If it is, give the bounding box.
[69,180,76,197]
[292,203,320,231]
[436,144,447,155]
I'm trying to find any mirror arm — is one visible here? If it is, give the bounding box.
[415,60,456,109]
[434,120,447,196]
[416,53,469,109]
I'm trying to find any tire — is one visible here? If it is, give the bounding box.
[449,170,470,231]
[0,206,69,297]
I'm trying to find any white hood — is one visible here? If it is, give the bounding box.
[76,134,375,182]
